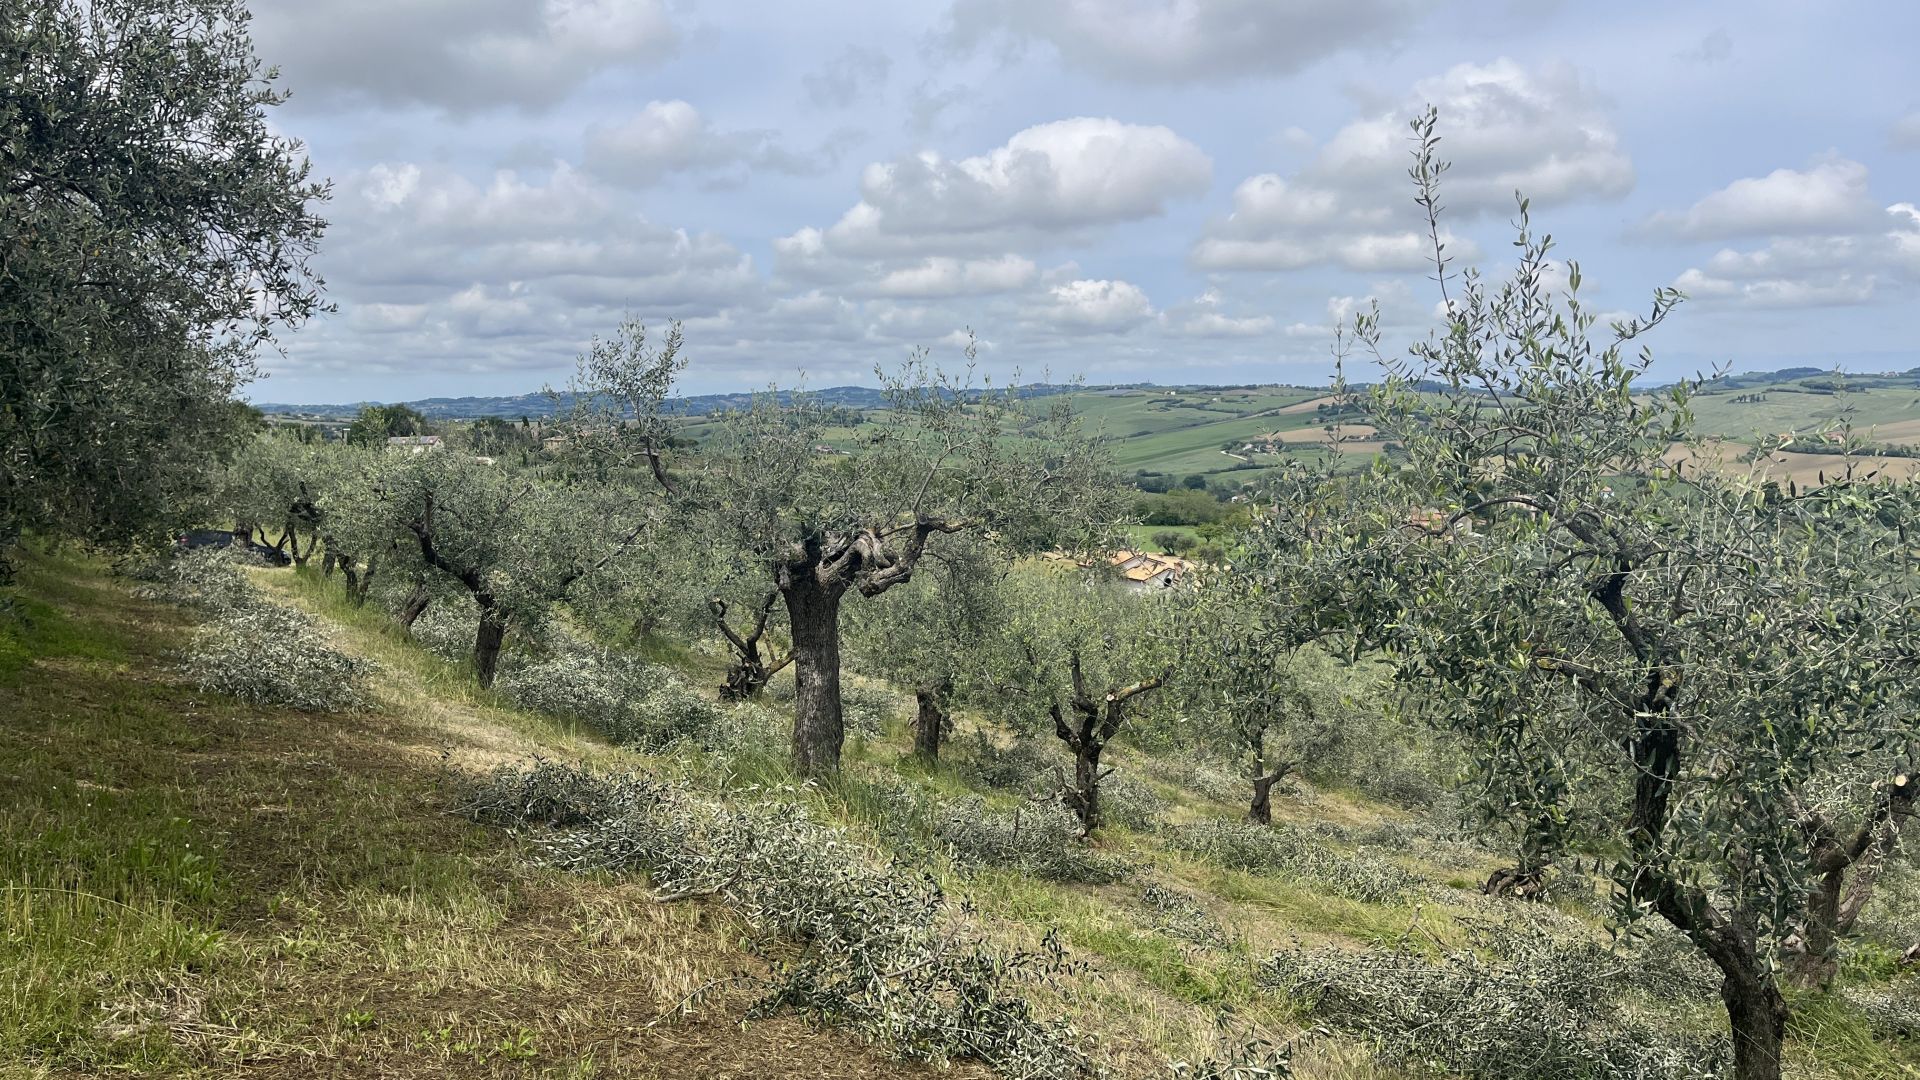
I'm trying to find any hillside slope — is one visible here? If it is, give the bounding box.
[4,550,1915,1079]
[0,550,967,1079]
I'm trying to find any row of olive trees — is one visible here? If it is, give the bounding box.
[232,324,1142,785]
[1221,111,1920,1080]
[544,327,1134,776]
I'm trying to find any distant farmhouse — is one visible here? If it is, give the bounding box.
[1107,549,1195,590]
[386,435,443,453]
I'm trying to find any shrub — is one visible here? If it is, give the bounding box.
[1259,916,1729,1079]
[1303,812,1493,873]
[1859,856,1920,949]
[1150,530,1196,555]
[133,547,258,610]
[1166,820,1313,871]
[457,763,1097,1078]
[624,671,737,750]
[495,649,652,732]
[408,600,476,664]
[1843,983,1920,1039]
[1099,772,1166,832]
[840,683,898,736]
[496,648,738,752]
[933,796,1131,885]
[454,756,628,827]
[1148,756,1248,808]
[141,547,375,711]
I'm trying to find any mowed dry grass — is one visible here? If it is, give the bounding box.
[0,551,972,1080]
[1271,396,1336,415]
[1664,439,1920,487]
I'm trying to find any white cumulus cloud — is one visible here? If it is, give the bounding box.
[251,0,677,113]
[1645,158,1880,240]
[1036,279,1155,332]
[830,117,1212,252]
[1192,59,1622,274]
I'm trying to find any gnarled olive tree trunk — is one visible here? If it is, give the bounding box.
[1048,651,1164,834]
[1246,727,1293,826]
[1786,772,1914,988]
[472,597,507,688]
[397,580,431,629]
[711,590,791,700]
[774,519,961,778]
[783,571,847,776]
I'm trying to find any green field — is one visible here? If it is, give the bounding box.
[368,371,1920,491]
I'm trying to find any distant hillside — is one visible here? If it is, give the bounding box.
[1696,366,1920,392]
[255,382,1126,420]
[256,366,1918,421]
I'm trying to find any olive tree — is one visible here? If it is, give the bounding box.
[999,566,1169,834]
[565,323,1126,777]
[1,0,327,578]
[325,451,651,686]
[707,583,791,701]
[844,533,1010,761]
[1174,576,1323,825]
[1253,112,1920,1080]
[345,404,432,447]
[219,433,333,564]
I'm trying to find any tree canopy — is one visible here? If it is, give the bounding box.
[1242,113,1920,1080]
[1,0,328,577]
[562,322,1130,776]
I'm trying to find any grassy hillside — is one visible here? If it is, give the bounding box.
[0,550,962,1079]
[5,547,1917,1078]
[276,372,1920,497]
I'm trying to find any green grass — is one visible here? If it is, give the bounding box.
[0,550,944,1079]
[1124,524,1204,551]
[1686,383,1920,442]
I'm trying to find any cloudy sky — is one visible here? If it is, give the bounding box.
[246,0,1920,403]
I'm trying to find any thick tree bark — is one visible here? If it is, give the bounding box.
[1786,772,1914,988]
[1577,545,1790,1080]
[771,516,964,775]
[1485,816,1559,899]
[912,676,952,761]
[398,582,431,629]
[342,553,378,606]
[1065,741,1106,832]
[473,598,507,688]
[1790,874,1845,989]
[1248,771,1282,825]
[281,521,314,567]
[1723,966,1789,1080]
[784,573,847,777]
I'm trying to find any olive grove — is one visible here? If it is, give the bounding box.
[563,326,1129,776]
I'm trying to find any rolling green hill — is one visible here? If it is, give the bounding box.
[265,368,1920,491]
